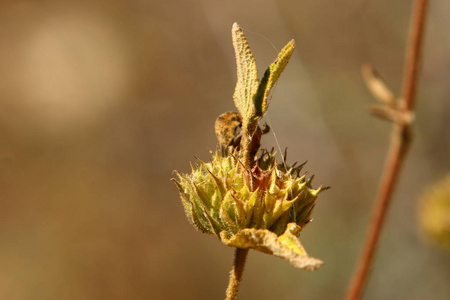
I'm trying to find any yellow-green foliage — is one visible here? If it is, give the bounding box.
[419,174,450,249]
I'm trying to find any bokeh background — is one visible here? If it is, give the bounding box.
[0,0,449,299]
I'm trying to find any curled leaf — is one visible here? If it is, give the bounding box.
[220,223,323,271]
[255,40,295,117]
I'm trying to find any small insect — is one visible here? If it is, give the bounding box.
[215,111,242,156]
[215,111,270,156]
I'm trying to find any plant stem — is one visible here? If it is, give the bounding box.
[345,1,429,299]
[402,0,429,112]
[225,248,249,300]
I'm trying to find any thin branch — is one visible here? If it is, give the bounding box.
[402,0,429,112]
[225,248,249,300]
[345,0,429,299]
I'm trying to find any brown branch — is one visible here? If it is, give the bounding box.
[345,0,429,299]
[402,0,429,112]
[225,248,249,300]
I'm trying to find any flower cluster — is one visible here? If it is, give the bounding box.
[174,149,326,270]
[173,22,327,270]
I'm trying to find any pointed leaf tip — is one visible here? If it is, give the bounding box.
[231,22,259,122]
[255,39,295,117]
[220,223,322,270]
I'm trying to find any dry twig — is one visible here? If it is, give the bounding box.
[345,0,429,299]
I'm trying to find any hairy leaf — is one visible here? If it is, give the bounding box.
[232,22,259,122]
[255,40,295,117]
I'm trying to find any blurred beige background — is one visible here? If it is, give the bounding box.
[0,0,449,299]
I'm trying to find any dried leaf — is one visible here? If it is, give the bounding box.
[369,105,398,122]
[362,64,396,107]
[220,223,323,270]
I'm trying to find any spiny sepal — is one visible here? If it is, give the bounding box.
[173,149,326,270]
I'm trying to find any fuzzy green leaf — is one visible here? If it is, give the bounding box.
[255,40,295,117]
[232,22,259,122]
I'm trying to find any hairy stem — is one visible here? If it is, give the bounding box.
[240,120,262,169]
[345,0,429,299]
[225,248,249,300]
